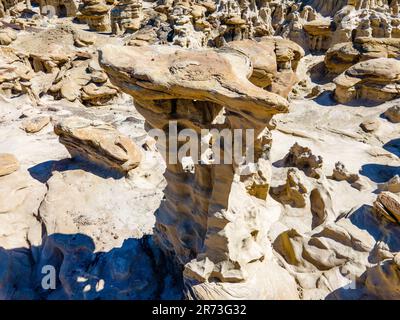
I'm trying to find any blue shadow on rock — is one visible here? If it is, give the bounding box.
[383,138,400,158]
[0,233,183,300]
[312,91,338,107]
[359,163,400,183]
[28,157,125,183]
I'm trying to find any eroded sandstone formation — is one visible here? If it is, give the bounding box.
[384,104,400,122]
[334,58,400,104]
[325,37,400,74]
[79,0,111,32]
[54,116,142,174]
[21,115,50,133]
[0,153,19,176]
[0,0,400,302]
[226,37,305,97]
[99,44,302,299]
[111,0,143,35]
[38,0,80,17]
[283,143,323,178]
[374,192,400,224]
[1,25,121,105]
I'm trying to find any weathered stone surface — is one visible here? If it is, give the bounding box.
[0,46,34,98]
[384,105,400,123]
[271,168,310,208]
[54,116,142,174]
[364,252,400,299]
[0,170,45,248]
[0,27,17,45]
[360,118,380,133]
[39,168,161,251]
[111,0,143,35]
[334,58,400,104]
[379,175,400,193]
[0,0,400,302]
[283,143,323,179]
[0,153,19,176]
[38,0,79,17]
[332,161,359,183]
[272,217,376,299]
[21,115,50,133]
[326,38,400,75]
[374,192,400,225]
[303,19,332,51]
[7,25,120,106]
[226,37,304,97]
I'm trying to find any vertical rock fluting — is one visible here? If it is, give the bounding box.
[100,44,300,299]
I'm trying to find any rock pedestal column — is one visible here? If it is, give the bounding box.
[100,44,299,299]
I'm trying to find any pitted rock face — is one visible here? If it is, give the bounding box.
[99,44,299,299]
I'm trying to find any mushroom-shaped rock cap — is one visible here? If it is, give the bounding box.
[346,58,400,81]
[99,45,289,123]
[226,39,277,88]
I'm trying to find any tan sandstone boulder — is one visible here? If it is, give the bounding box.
[374,192,400,224]
[21,115,51,133]
[226,38,305,98]
[54,117,142,174]
[384,105,400,123]
[0,27,17,46]
[0,153,19,176]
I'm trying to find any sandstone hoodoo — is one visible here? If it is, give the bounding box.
[334,58,400,104]
[111,0,143,35]
[100,44,300,299]
[0,0,400,302]
[79,0,111,32]
[283,143,323,179]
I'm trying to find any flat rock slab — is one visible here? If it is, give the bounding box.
[22,115,51,133]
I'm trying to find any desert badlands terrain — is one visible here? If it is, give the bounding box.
[0,0,399,300]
